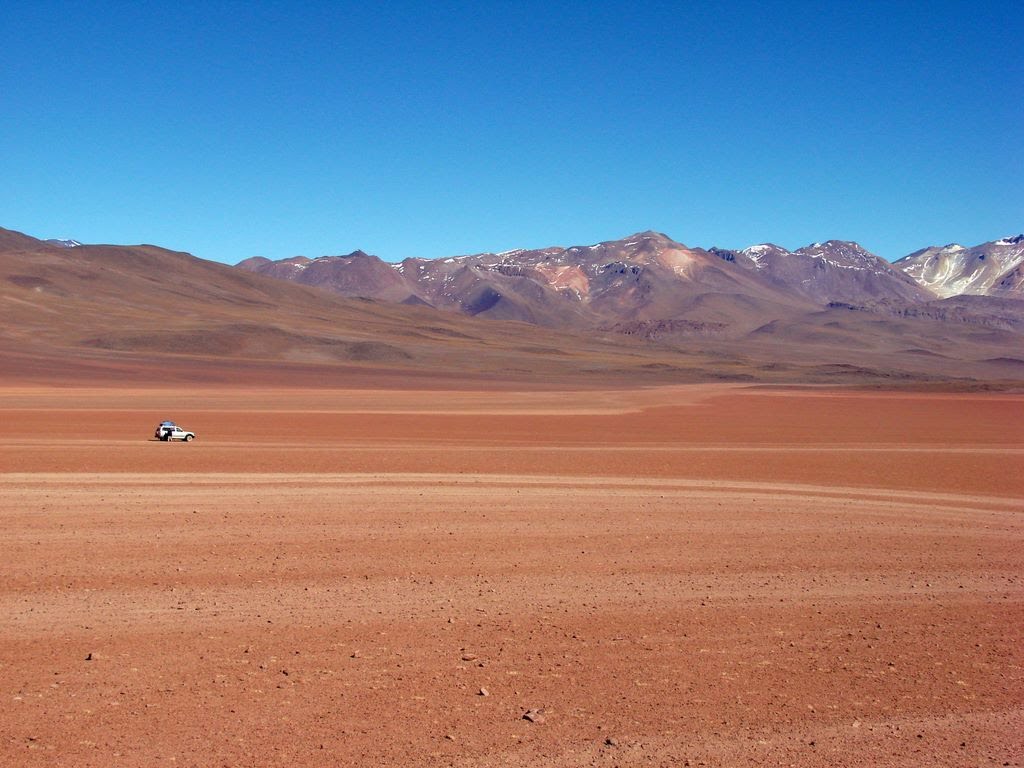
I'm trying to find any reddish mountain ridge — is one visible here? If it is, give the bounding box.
[237,231,991,337]
[240,232,896,335]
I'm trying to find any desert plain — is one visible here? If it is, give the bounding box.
[1,382,1022,767]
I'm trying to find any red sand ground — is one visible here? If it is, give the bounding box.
[1,385,1021,766]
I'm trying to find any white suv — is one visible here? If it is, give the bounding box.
[155,422,195,442]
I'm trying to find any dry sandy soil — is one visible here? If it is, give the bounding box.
[1,384,1021,766]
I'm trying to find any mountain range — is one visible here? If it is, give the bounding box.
[235,231,1024,347]
[3,226,1022,385]
[238,232,1024,320]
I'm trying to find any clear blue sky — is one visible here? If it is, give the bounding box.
[2,1,1021,263]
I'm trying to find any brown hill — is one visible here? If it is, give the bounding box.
[238,250,419,303]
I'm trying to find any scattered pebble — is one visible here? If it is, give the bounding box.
[523,708,545,723]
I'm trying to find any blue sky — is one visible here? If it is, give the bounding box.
[2,1,1021,263]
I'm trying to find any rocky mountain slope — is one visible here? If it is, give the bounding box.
[736,240,929,304]
[894,235,1024,298]
[392,232,821,335]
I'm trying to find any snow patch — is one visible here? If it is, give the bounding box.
[740,244,776,267]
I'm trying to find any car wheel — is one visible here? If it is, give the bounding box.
[184,434,194,442]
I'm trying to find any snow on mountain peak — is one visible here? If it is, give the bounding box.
[894,235,1024,298]
[740,244,783,268]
